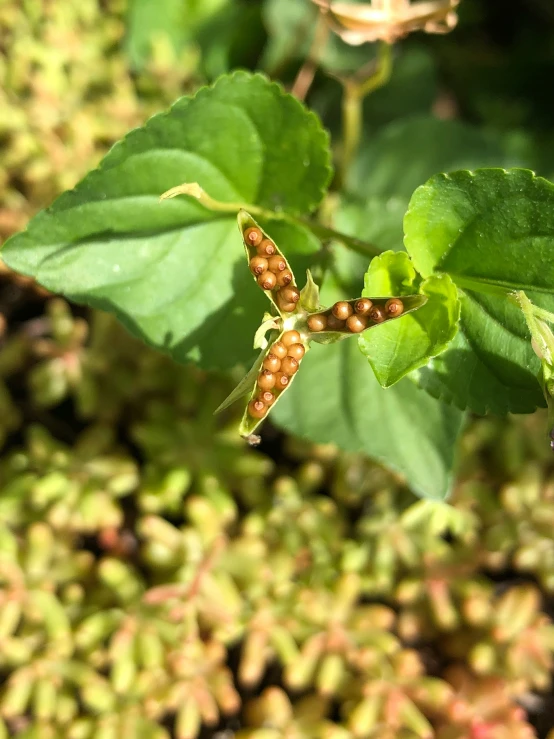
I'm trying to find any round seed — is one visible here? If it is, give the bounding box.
[277,299,298,314]
[258,271,277,290]
[355,298,373,316]
[249,256,269,276]
[258,370,276,391]
[282,330,301,347]
[276,269,293,287]
[267,255,286,273]
[287,343,305,361]
[257,239,276,257]
[346,314,368,333]
[369,305,386,323]
[332,301,353,321]
[274,372,290,390]
[259,390,276,408]
[280,286,300,304]
[307,314,327,332]
[248,399,267,419]
[281,356,299,376]
[327,314,345,331]
[385,298,404,317]
[263,353,281,373]
[271,341,288,360]
[244,227,263,247]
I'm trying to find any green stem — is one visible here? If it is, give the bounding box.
[340,42,393,186]
[160,182,381,259]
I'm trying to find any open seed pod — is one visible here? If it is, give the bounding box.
[239,211,300,316]
[239,329,309,438]
[305,295,428,344]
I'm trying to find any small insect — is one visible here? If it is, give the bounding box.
[214,211,427,440]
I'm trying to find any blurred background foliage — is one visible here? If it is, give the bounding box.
[2,0,554,737]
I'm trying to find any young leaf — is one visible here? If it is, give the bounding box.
[1,73,331,372]
[271,339,465,501]
[358,251,460,387]
[404,168,554,414]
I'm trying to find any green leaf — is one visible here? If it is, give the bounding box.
[358,252,460,387]
[1,73,332,371]
[271,339,465,501]
[404,168,554,414]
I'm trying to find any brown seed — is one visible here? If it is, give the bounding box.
[332,301,354,321]
[369,305,386,323]
[249,256,268,276]
[244,227,263,247]
[280,286,300,304]
[346,314,368,333]
[281,330,301,347]
[274,372,290,391]
[257,370,276,391]
[355,298,373,316]
[263,353,281,373]
[277,299,297,314]
[276,269,293,287]
[271,341,288,360]
[281,356,299,376]
[267,255,286,273]
[327,314,345,331]
[259,391,276,407]
[287,343,305,361]
[257,271,277,290]
[385,298,404,317]
[248,399,267,419]
[257,239,276,257]
[307,314,327,332]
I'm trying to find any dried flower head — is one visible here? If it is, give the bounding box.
[311,0,459,45]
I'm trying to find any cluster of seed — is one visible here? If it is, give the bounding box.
[245,227,301,314]
[307,297,404,334]
[248,330,305,419]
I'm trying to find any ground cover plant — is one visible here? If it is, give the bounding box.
[2,0,554,737]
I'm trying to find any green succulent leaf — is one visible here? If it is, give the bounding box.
[404,168,554,414]
[272,339,465,501]
[358,251,460,387]
[1,72,331,372]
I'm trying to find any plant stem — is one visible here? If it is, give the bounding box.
[291,15,330,101]
[340,42,393,186]
[159,182,382,259]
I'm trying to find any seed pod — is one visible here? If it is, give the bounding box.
[257,239,276,257]
[258,391,276,408]
[257,370,276,391]
[385,297,404,317]
[355,298,373,316]
[263,353,281,373]
[281,356,299,376]
[346,314,368,333]
[308,314,327,332]
[280,286,300,304]
[332,301,353,320]
[327,314,345,330]
[271,341,288,359]
[369,305,386,323]
[282,330,301,347]
[257,271,277,290]
[267,255,287,272]
[249,256,268,276]
[244,227,263,247]
[275,372,290,391]
[248,399,268,419]
[276,269,293,287]
[287,343,305,361]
